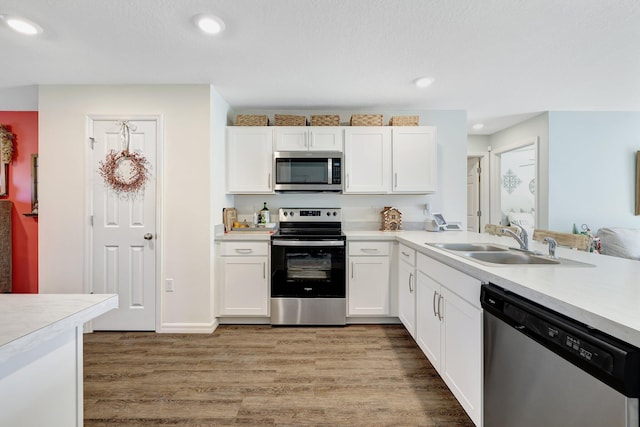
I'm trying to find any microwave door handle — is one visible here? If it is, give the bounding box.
[327,158,332,184]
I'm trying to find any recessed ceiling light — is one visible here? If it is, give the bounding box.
[472,123,485,130]
[414,77,434,89]
[194,14,225,35]
[1,15,43,35]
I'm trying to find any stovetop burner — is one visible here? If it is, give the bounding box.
[272,208,343,240]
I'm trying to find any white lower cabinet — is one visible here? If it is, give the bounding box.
[416,252,483,426]
[218,241,269,316]
[398,244,417,337]
[348,241,391,316]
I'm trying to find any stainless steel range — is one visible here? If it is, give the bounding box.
[270,208,346,325]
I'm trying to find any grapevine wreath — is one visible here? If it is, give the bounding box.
[0,124,15,164]
[98,121,150,198]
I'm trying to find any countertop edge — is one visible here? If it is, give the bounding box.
[0,294,118,365]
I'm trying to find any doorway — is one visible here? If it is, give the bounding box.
[87,117,160,331]
[490,138,538,230]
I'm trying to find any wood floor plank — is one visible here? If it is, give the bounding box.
[84,325,474,426]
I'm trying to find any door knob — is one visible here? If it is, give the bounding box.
[144,233,153,240]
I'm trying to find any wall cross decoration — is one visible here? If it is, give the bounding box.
[502,168,522,194]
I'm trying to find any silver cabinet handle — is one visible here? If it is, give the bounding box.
[408,272,413,292]
[263,262,266,279]
[144,233,153,240]
[432,290,438,317]
[268,173,271,189]
[235,248,253,254]
[437,295,443,321]
[394,172,398,188]
[308,133,312,148]
[346,173,350,188]
[401,251,410,258]
[351,261,354,279]
[360,248,379,253]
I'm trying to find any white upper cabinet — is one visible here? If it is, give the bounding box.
[275,127,343,152]
[226,127,274,194]
[392,127,437,193]
[343,127,392,193]
[344,126,437,194]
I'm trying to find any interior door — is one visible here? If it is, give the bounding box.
[467,157,480,232]
[89,118,157,331]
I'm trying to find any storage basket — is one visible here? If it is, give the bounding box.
[310,115,341,126]
[389,116,419,126]
[274,114,307,126]
[235,115,269,126]
[350,114,383,126]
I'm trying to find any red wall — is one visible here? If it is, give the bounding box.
[0,112,38,293]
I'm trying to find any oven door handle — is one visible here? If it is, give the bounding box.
[272,240,345,247]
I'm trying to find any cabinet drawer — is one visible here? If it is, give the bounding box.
[417,253,481,308]
[349,241,390,256]
[219,241,269,256]
[398,244,416,266]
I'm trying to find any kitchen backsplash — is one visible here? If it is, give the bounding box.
[232,194,443,230]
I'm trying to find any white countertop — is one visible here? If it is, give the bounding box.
[217,228,640,347]
[0,294,118,364]
[349,230,640,348]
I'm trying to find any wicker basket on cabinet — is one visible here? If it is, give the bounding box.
[274,114,307,126]
[350,114,383,126]
[310,115,340,126]
[235,115,269,126]
[389,116,419,126]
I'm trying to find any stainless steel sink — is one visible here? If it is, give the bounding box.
[426,242,594,267]
[429,243,509,252]
[462,251,560,265]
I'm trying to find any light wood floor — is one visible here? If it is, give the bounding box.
[84,325,474,426]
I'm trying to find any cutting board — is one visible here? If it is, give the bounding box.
[223,208,237,232]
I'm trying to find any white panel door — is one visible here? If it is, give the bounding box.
[397,259,416,338]
[344,127,391,193]
[348,256,390,316]
[219,256,269,316]
[392,127,437,193]
[90,118,157,331]
[467,157,480,232]
[309,127,343,152]
[416,270,442,370]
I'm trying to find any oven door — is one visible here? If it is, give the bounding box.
[271,240,345,298]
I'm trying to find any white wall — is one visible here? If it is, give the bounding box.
[0,86,38,110]
[38,85,215,332]
[233,109,468,227]
[548,112,640,232]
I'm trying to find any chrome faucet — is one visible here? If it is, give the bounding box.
[500,224,529,251]
[543,237,557,258]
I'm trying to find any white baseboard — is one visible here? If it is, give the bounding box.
[158,319,219,334]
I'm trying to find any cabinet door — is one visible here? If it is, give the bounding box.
[309,127,343,152]
[274,127,308,151]
[348,256,390,316]
[226,127,274,193]
[440,286,482,426]
[416,270,442,370]
[219,256,269,316]
[397,259,416,338]
[344,127,391,193]
[392,127,437,193]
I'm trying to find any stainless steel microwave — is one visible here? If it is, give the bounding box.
[273,151,342,192]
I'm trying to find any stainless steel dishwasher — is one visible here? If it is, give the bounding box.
[481,284,640,427]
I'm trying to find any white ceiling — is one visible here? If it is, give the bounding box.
[1,0,639,134]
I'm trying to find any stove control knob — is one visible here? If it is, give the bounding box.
[290,211,294,217]
[326,212,331,216]
[283,211,288,216]
[333,212,337,216]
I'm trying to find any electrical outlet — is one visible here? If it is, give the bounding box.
[165,279,174,292]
